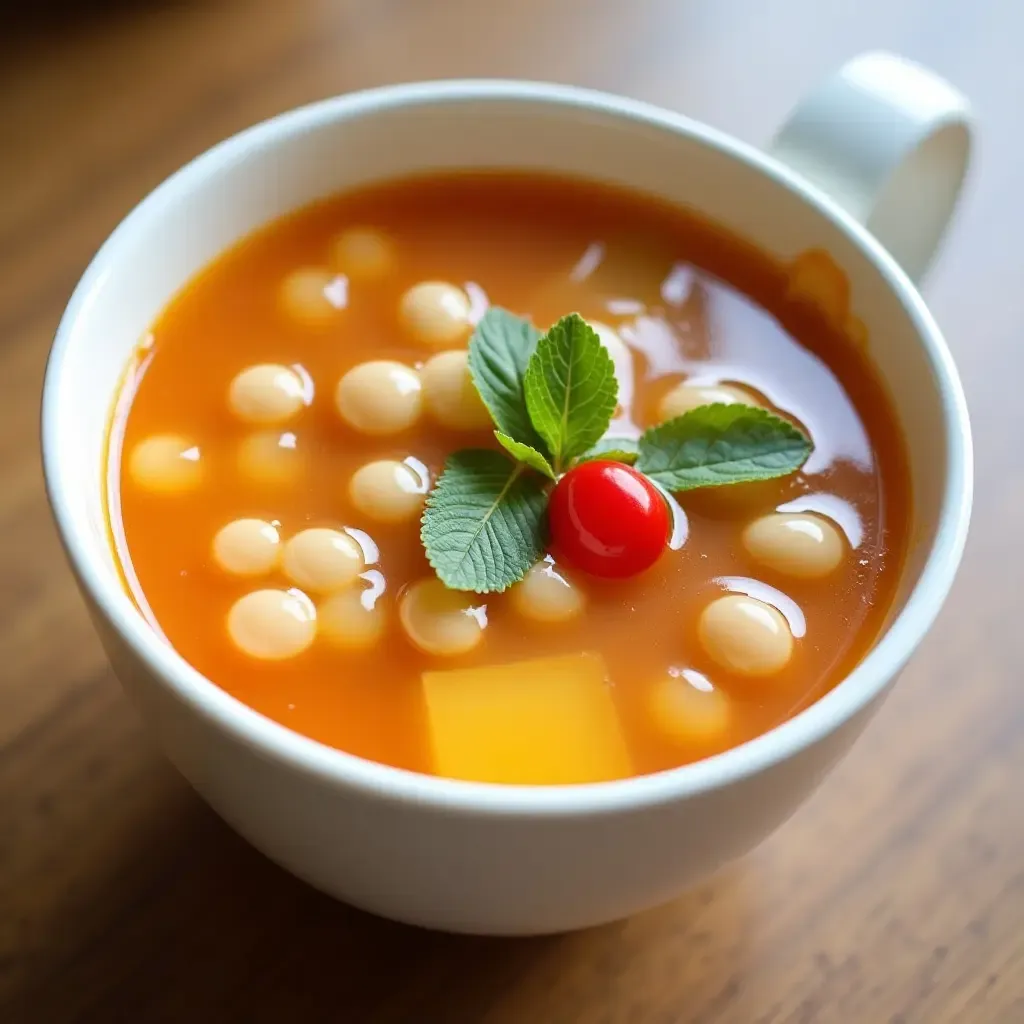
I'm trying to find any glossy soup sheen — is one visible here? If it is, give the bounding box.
[110,171,910,783]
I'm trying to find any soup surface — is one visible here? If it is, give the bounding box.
[109,172,910,784]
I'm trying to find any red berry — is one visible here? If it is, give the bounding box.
[548,461,669,579]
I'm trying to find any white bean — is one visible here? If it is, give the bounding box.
[330,227,395,282]
[399,578,484,656]
[280,267,345,325]
[649,672,731,743]
[227,588,316,660]
[698,594,793,677]
[349,459,427,524]
[510,561,585,623]
[658,382,759,422]
[742,512,844,579]
[129,435,202,494]
[212,518,281,576]
[421,349,491,430]
[282,528,365,593]
[335,361,422,435]
[237,431,305,486]
[399,281,471,348]
[228,364,305,425]
[318,585,387,651]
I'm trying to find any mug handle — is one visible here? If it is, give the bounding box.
[768,51,972,283]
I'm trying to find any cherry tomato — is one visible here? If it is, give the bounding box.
[548,461,669,578]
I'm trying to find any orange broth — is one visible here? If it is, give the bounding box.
[108,172,910,782]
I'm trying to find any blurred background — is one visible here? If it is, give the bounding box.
[2,2,1022,1022]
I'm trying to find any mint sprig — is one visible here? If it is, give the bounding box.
[421,450,549,593]
[523,314,618,473]
[494,432,556,480]
[467,308,544,452]
[420,307,813,593]
[636,404,812,491]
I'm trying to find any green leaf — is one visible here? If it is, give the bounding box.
[494,432,556,479]
[467,307,545,451]
[636,404,812,491]
[577,436,640,466]
[421,450,549,593]
[524,313,618,472]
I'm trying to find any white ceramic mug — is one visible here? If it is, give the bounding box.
[42,52,973,935]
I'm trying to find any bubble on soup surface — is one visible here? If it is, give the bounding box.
[227,588,316,660]
[658,382,760,423]
[330,227,395,282]
[319,583,387,651]
[212,518,281,576]
[280,267,346,325]
[282,528,365,593]
[649,670,731,744]
[228,364,306,425]
[399,579,485,656]
[698,594,793,677]
[129,435,203,494]
[335,361,422,436]
[510,559,585,623]
[237,430,305,486]
[742,512,844,579]
[349,459,428,524]
[399,281,472,348]
[421,349,492,430]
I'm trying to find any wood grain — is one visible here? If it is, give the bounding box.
[2,1,1022,1020]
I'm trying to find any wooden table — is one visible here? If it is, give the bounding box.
[2,1,1021,1020]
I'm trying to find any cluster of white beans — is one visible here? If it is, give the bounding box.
[399,557,586,657]
[127,228,593,660]
[129,249,849,755]
[649,379,846,742]
[213,522,384,659]
[129,270,846,688]
[128,235,856,770]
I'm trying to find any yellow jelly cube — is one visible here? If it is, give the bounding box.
[422,652,632,785]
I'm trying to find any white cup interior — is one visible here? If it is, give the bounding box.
[42,82,971,807]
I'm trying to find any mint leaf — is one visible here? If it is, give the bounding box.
[467,308,545,451]
[421,450,549,593]
[494,432,556,479]
[577,437,639,466]
[636,404,811,491]
[523,313,618,472]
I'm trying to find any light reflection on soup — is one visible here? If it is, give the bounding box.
[108,172,910,785]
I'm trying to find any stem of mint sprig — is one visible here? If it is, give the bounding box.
[420,308,812,593]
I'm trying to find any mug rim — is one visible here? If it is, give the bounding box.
[41,78,973,817]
